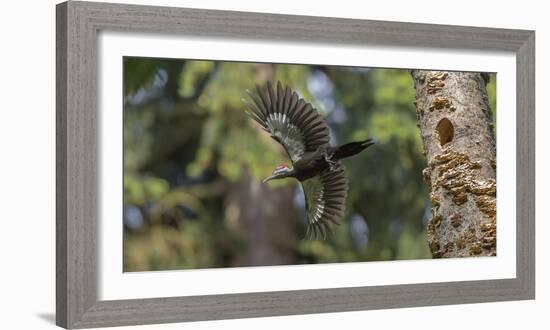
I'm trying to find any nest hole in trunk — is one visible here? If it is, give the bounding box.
[436,117,454,146]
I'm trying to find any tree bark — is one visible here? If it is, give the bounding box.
[411,71,496,258]
[225,170,299,266]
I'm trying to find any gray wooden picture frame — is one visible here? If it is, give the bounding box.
[56,1,535,328]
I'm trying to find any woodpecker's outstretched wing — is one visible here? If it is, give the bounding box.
[244,81,329,163]
[301,164,348,239]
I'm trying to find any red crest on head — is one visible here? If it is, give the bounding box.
[273,164,290,174]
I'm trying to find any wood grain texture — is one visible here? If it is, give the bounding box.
[72,1,532,51]
[56,3,68,328]
[56,1,536,328]
[57,1,99,327]
[516,32,536,298]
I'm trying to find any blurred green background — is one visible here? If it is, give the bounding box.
[123,57,496,272]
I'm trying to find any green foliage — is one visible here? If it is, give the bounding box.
[123,57,156,95]
[122,59,496,271]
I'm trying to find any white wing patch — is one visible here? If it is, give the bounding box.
[266,113,305,162]
[244,81,329,163]
[301,165,348,239]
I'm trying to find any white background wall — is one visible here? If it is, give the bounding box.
[0,0,547,329]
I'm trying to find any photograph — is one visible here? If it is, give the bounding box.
[122,57,497,272]
[2,0,542,328]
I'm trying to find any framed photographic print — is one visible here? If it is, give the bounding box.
[56,1,535,328]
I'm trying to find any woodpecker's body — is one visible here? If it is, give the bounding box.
[284,142,373,182]
[244,81,373,239]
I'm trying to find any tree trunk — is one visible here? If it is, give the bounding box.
[225,170,299,266]
[224,63,299,267]
[411,71,496,258]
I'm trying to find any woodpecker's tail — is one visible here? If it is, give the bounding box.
[333,139,374,160]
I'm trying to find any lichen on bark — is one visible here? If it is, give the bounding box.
[411,70,496,258]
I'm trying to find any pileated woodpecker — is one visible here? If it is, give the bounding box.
[244,81,374,239]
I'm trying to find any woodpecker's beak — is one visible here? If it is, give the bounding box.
[361,138,375,148]
[262,175,276,184]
